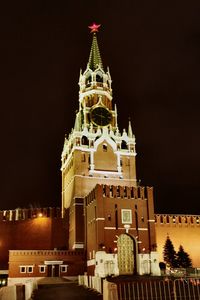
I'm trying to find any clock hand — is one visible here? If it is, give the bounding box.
[96,114,106,119]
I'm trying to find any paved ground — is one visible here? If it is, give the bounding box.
[32,279,103,300]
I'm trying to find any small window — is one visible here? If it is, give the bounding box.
[96,74,103,83]
[27,266,33,273]
[81,136,89,146]
[103,144,107,152]
[121,140,128,149]
[108,214,111,221]
[81,153,86,162]
[39,266,46,273]
[20,266,26,273]
[86,75,92,86]
[100,259,103,263]
[126,158,130,166]
[60,265,68,273]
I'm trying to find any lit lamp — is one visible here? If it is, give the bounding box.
[124,224,130,233]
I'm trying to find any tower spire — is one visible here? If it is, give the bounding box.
[88,23,103,70]
[128,119,134,138]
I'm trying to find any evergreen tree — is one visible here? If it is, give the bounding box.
[176,245,192,268]
[163,236,177,268]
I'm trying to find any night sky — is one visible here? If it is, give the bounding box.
[0,1,200,214]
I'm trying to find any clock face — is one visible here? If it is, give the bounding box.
[90,106,112,126]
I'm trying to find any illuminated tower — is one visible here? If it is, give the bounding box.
[61,24,137,249]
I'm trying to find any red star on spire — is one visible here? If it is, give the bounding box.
[88,23,101,33]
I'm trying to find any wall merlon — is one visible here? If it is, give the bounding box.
[155,214,200,225]
[0,207,62,222]
[98,184,152,200]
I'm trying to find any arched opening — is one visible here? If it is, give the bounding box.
[81,136,89,146]
[96,74,103,82]
[85,72,92,87]
[117,234,137,275]
[103,143,107,152]
[121,140,128,149]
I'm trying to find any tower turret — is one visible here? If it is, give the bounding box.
[61,25,137,250]
[78,24,114,129]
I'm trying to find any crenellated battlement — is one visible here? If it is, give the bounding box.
[9,250,84,257]
[155,214,200,225]
[102,184,151,199]
[0,207,62,222]
[85,184,153,206]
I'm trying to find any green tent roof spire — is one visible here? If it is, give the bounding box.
[88,23,103,70]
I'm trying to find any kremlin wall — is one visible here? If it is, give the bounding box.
[155,214,200,267]
[0,208,68,270]
[0,206,200,274]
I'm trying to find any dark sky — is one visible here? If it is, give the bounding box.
[0,0,200,214]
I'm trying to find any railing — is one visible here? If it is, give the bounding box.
[78,276,200,300]
[116,278,200,300]
[117,279,173,300]
[174,278,200,300]
[78,275,102,294]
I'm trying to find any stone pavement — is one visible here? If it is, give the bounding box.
[32,278,103,300]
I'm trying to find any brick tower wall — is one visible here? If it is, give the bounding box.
[85,184,156,261]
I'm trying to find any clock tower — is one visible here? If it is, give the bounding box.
[61,24,137,249]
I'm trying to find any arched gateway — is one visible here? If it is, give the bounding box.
[117,234,136,275]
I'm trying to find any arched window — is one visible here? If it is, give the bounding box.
[121,140,128,149]
[85,72,92,87]
[96,74,103,83]
[103,144,107,152]
[81,136,89,146]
